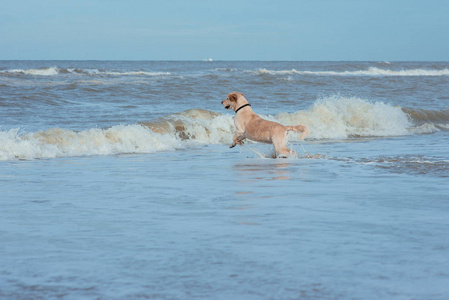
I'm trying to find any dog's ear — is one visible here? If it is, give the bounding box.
[228,93,238,102]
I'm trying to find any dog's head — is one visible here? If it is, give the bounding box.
[221,92,245,111]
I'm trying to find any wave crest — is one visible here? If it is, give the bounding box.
[0,110,235,161]
[0,67,171,77]
[2,67,60,76]
[0,126,179,161]
[402,108,449,125]
[277,96,413,139]
[1,97,447,160]
[252,67,449,77]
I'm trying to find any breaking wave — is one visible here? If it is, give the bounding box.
[0,67,171,77]
[0,110,235,161]
[1,97,447,160]
[276,96,412,139]
[252,67,449,77]
[402,108,449,129]
[3,66,449,78]
[2,67,61,76]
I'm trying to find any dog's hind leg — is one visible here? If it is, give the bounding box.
[273,134,297,158]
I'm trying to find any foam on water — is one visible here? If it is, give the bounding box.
[253,67,449,76]
[2,67,60,76]
[0,67,170,77]
[0,125,180,161]
[367,155,449,177]
[0,96,445,161]
[2,65,448,78]
[102,71,171,76]
[0,111,236,161]
[277,95,414,139]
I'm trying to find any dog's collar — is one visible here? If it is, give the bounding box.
[235,103,251,114]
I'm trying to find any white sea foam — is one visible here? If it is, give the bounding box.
[0,68,170,77]
[253,67,449,77]
[0,114,235,161]
[0,97,442,161]
[0,125,182,161]
[276,95,413,139]
[2,67,60,76]
[102,71,171,76]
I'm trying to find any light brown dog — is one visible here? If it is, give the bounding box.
[222,92,308,157]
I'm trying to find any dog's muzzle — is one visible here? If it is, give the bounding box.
[221,100,230,109]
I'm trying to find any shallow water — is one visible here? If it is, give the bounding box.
[1,61,449,299]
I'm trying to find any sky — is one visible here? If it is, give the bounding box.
[1,0,448,61]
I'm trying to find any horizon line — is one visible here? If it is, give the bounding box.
[1,59,448,62]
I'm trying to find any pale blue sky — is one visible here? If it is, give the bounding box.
[1,0,448,60]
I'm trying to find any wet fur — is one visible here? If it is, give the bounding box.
[221,92,308,157]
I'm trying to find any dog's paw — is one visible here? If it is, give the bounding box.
[230,143,236,148]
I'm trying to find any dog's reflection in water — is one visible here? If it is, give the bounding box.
[234,162,292,181]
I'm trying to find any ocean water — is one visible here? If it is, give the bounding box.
[1,61,448,299]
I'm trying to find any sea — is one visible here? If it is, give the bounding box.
[1,61,448,300]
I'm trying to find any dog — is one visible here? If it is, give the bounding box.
[221,92,308,157]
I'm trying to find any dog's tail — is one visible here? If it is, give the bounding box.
[286,125,309,140]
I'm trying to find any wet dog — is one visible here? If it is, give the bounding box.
[222,92,308,157]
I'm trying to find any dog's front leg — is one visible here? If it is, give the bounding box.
[230,131,245,148]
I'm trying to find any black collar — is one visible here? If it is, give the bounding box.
[235,103,251,114]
